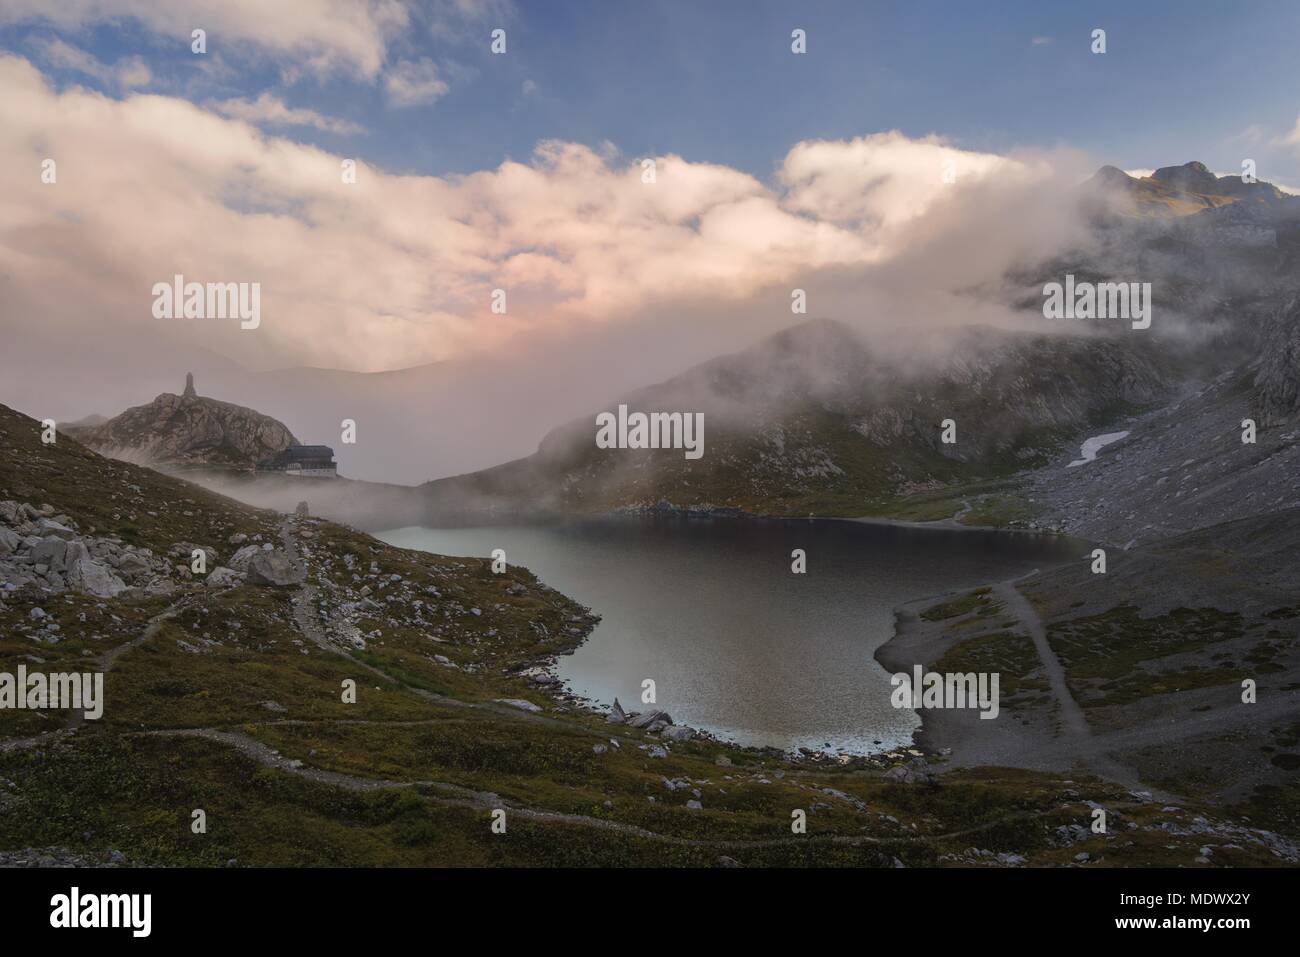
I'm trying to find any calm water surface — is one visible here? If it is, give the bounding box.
[379,517,1081,754]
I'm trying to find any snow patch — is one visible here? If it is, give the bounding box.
[1067,431,1130,468]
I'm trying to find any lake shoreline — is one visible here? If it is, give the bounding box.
[380,518,1081,761]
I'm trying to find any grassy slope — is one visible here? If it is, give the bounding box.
[0,403,1285,867]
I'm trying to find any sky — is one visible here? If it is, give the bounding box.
[6,0,1300,180]
[2,0,1300,478]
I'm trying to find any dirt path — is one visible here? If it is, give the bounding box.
[1,599,187,751]
[992,582,1090,739]
[132,726,1088,852]
[991,581,1147,790]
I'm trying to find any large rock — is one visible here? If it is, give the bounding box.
[883,757,934,786]
[35,518,76,540]
[628,709,673,729]
[228,544,263,570]
[494,698,542,713]
[28,537,68,571]
[205,566,243,587]
[114,552,152,578]
[0,528,20,556]
[246,550,303,587]
[66,556,127,598]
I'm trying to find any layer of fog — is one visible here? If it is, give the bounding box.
[0,164,1112,486]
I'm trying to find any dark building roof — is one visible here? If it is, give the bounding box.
[258,445,336,469]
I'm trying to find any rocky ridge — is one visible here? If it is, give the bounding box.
[67,375,297,470]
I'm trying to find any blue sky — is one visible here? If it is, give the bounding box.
[4,0,1300,184]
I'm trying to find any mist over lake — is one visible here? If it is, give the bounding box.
[380,517,1083,754]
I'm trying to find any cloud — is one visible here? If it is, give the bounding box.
[1030,36,1053,46]
[779,131,1026,240]
[427,0,514,41]
[384,57,450,107]
[211,92,363,135]
[30,36,152,88]
[0,0,409,79]
[0,53,1084,382]
[1275,114,1300,154]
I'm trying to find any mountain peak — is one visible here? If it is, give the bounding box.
[68,389,299,470]
[1085,159,1290,219]
[1149,160,1220,192]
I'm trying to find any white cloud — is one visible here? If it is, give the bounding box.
[31,36,152,88]
[1276,114,1300,153]
[0,54,1082,377]
[779,131,1027,238]
[1030,36,1053,46]
[384,57,450,107]
[212,92,362,135]
[1,0,409,79]
[427,0,514,41]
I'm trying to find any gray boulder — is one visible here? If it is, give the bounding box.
[29,537,68,571]
[205,566,243,587]
[228,544,263,571]
[114,552,151,578]
[67,556,127,598]
[35,518,76,540]
[883,757,934,785]
[493,698,542,713]
[628,709,673,729]
[246,550,303,587]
